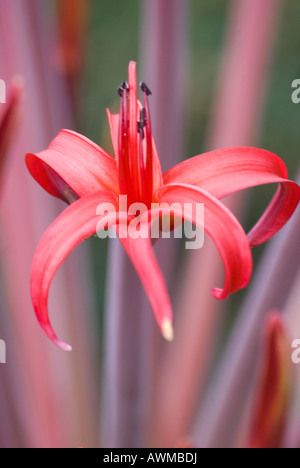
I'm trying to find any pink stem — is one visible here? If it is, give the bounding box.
[192,0,283,449]
[101,0,187,448]
[155,0,281,447]
[0,0,97,447]
[194,184,300,447]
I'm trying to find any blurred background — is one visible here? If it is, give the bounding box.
[0,0,299,448]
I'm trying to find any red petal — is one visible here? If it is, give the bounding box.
[26,129,119,203]
[30,190,123,350]
[151,137,164,193]
[155,183,253,299]
[247,181,300,246]
[248,313,291,448]
[163,147,300,246]
[118,231,173,339]
[106,109,119,163]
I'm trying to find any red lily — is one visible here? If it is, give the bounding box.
[26,61,300,350]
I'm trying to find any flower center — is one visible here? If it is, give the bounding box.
[117,79,153,208]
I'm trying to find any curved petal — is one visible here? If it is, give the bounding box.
[163,147,300,246]
[155,183,253,299]
[26,129,119,204]
[118,230,173,340]
[106,109,119,162]
[248,313,291,448]
[151,137,164,192]
[30,190,127,351]
[247,181,300,246]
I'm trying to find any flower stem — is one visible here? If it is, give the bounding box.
[101,0,187,448]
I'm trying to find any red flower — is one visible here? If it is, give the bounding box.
[26,61,300,350]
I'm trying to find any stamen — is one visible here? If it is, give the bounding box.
[140,81,152,96]
[117,86,124,97]
[117,81,129,97]
[141,84,153,205]
[140,108,146,126]
[137,108,146,139]
[138,117,147,203]
[137,122,144,139]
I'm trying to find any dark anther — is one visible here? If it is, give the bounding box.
[140,81,152,96]
[118,80,129,97]
[140,108,146,126]
[137,122,145,139]
[137,108,146,138]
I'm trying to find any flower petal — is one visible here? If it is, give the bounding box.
[163,147,300,246]
[248,313,291,448]
[155,183,253,299]
[106,109,119,162]
[26,129,119,204]
[247,181,300,246]
[30,190,125,351]
[118,231,173,340]
[150,137,164,193]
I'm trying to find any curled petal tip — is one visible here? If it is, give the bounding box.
[212,287,228,301]
[41,322,72,352]
[162,318,174,342]
[56,341,72,352]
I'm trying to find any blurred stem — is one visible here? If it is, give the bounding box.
[100,0,187,448]
[192,0,282,449]
[0,0,98,447]
[101,243,153,448]
[193,187,300,447]
[154,0,281,448]
[282,263,300,448]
